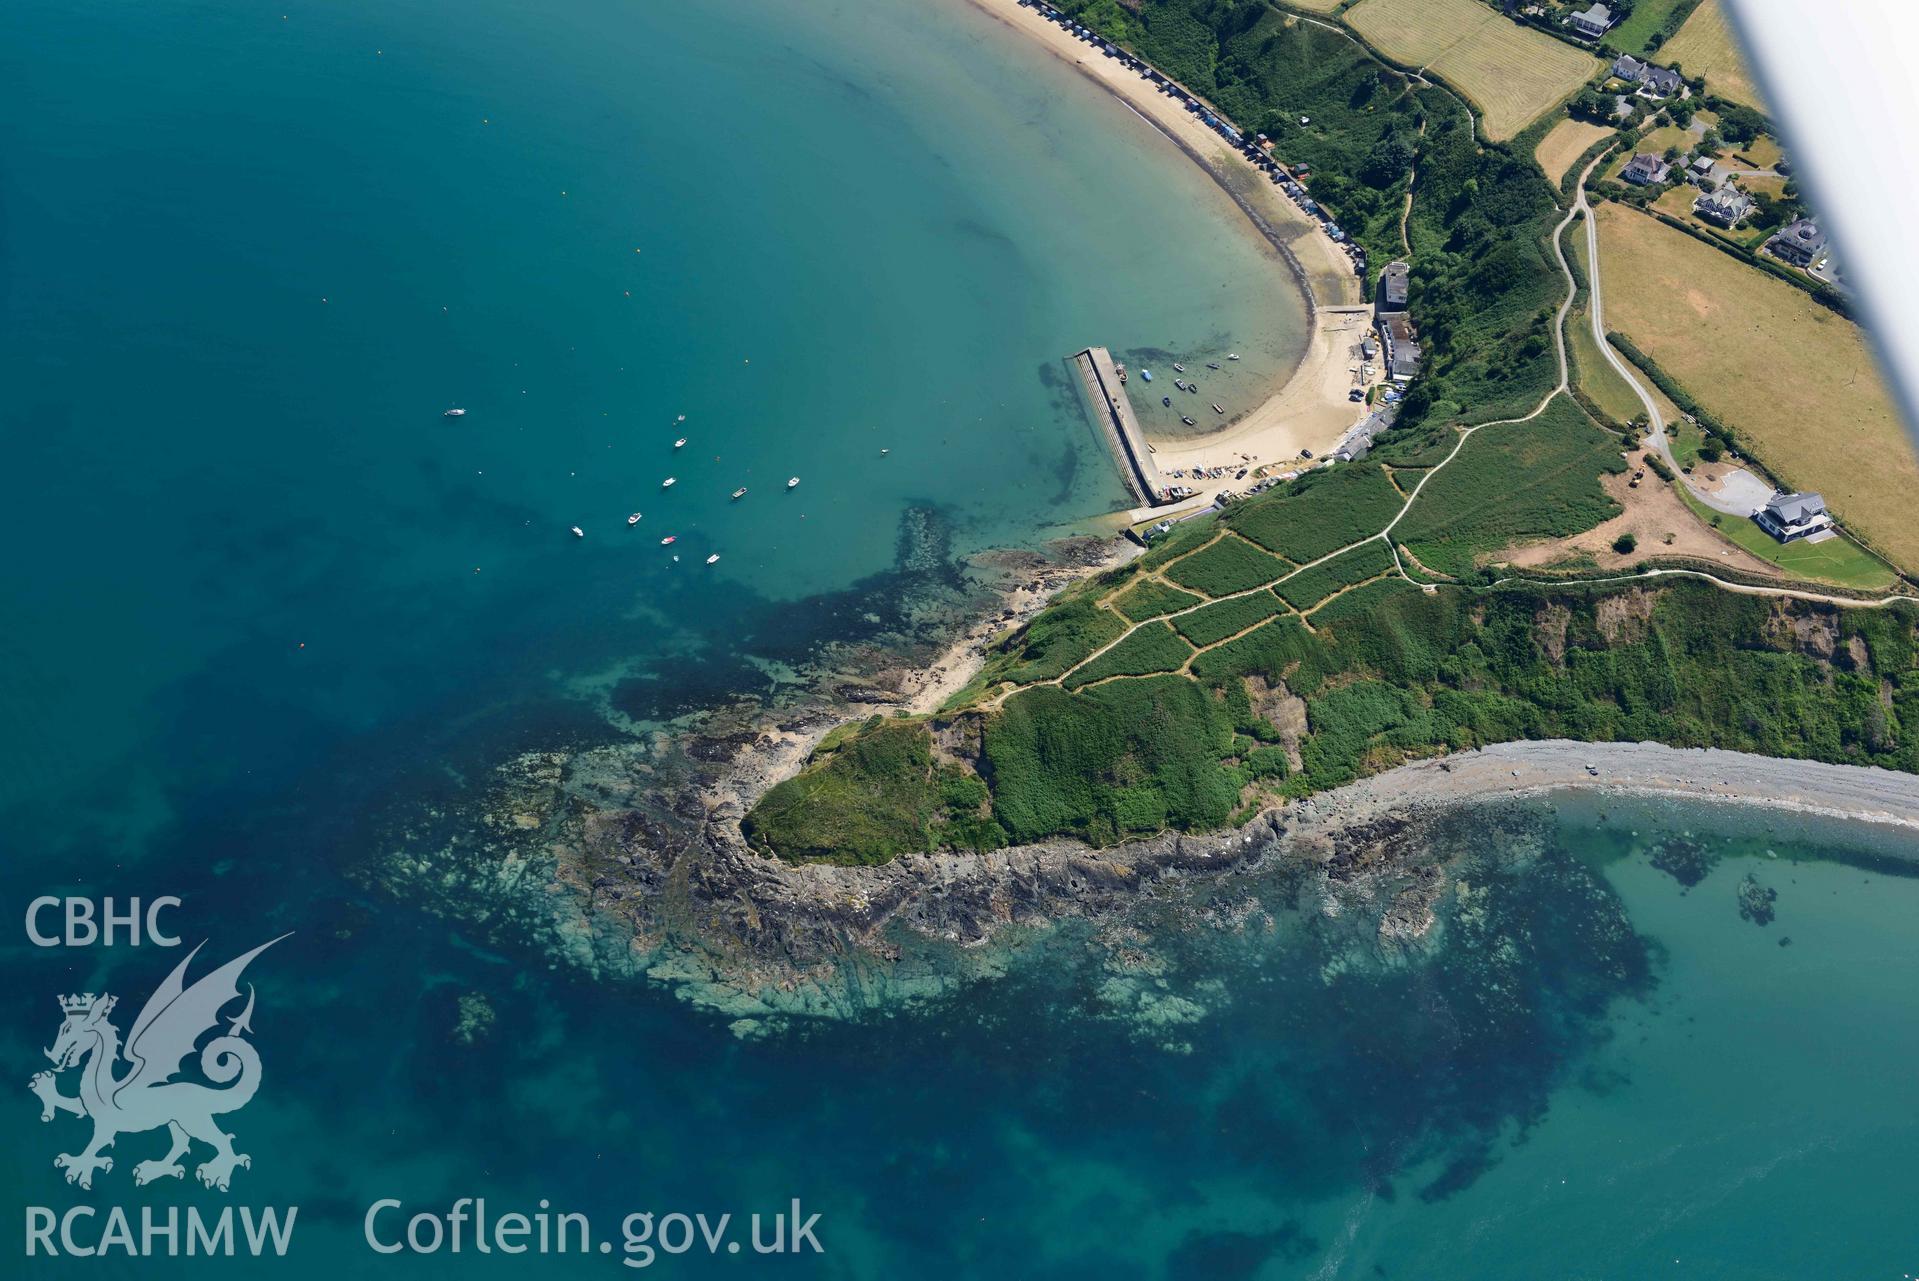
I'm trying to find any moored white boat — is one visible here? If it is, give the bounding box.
[731,487,747,500]
[705,553,720,565]
[570,526,584,538]
[786,476,800,489]
[661,535,677,545]
[443,408,466,418]
[662,477,676,488]
[627,513,642,526]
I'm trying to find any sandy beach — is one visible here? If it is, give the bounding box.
[964,0,1375,500]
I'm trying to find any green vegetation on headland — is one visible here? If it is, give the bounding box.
[1274,540,1396,610]
[1394,398,1626,576]
[742,718,1000,864]
[745,574,1919,862]
[1112,578,1203,621]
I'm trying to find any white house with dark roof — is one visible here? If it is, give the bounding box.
[1766,218,1828,268]
[1620,153,1672,186]
[1754,492,1833,542]
[1379,260,1410,312]
[1569,3,1614,39]
[1694,185,1755,227]
[1613,55,1685,97]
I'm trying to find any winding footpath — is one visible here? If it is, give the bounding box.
[1022,160,1911,703]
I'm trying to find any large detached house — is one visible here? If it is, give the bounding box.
[1570,3,1614,39]
[1694,185,1755,227]
[1620,153,1672,186]
[1755,492,1834,542]
[1613,55,1685,97]
[1766,218,1828,267]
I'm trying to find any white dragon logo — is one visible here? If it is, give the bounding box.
[28,936,287,1191]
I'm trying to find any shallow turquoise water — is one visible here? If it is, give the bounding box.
[6,0,1919,1276]
[0,0,1302,844]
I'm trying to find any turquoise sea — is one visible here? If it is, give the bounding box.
[4,0,1918,1276]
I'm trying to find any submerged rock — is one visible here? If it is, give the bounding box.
[453,992,497,1046]
[1737,872,1779,926]
[1649,833,1718,890]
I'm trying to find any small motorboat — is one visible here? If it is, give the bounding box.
[443,408,467,418]
[626,513,642,526]
[570,526,584,538]
[674,437,687,449]
[1206,362,1220,370]
[880,448,889,456]
[676,414,687,422]
[660,535,677,546]
[1173,362,1185,373]
[1227,353,1240,361]
[1162,396,1172,407]
[1174,378,1187,391]
[705,553,720,565]
[1140,369,1153,382]
[1181,415,1197,426]
[786,476,800,489]
[731,487,747,500]
[662,477,676,488]
[1212,403,1225,414]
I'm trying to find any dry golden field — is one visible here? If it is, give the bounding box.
[1535,118,1612,184]
[1279,0,1345,11]
[1594,203,1919,572]
[1345,0,1599,140]
[1663,0,1767,110]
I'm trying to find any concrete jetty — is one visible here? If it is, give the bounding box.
[1073,346,1167,507]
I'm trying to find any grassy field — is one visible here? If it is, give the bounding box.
[1395,396,1626,574]
[1607,0,1699,55]
[1278,0,1346,11]
[1673,485,1897,591]
[1567,226,1653,424]
[1344,0,1599,140]
[1663,0,1766,110]
[1536,118,1612,185]
[1594,203,1919,573]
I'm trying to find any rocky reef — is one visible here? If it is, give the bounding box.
[363,698,1604,1031]
[354,504,1677,1033]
